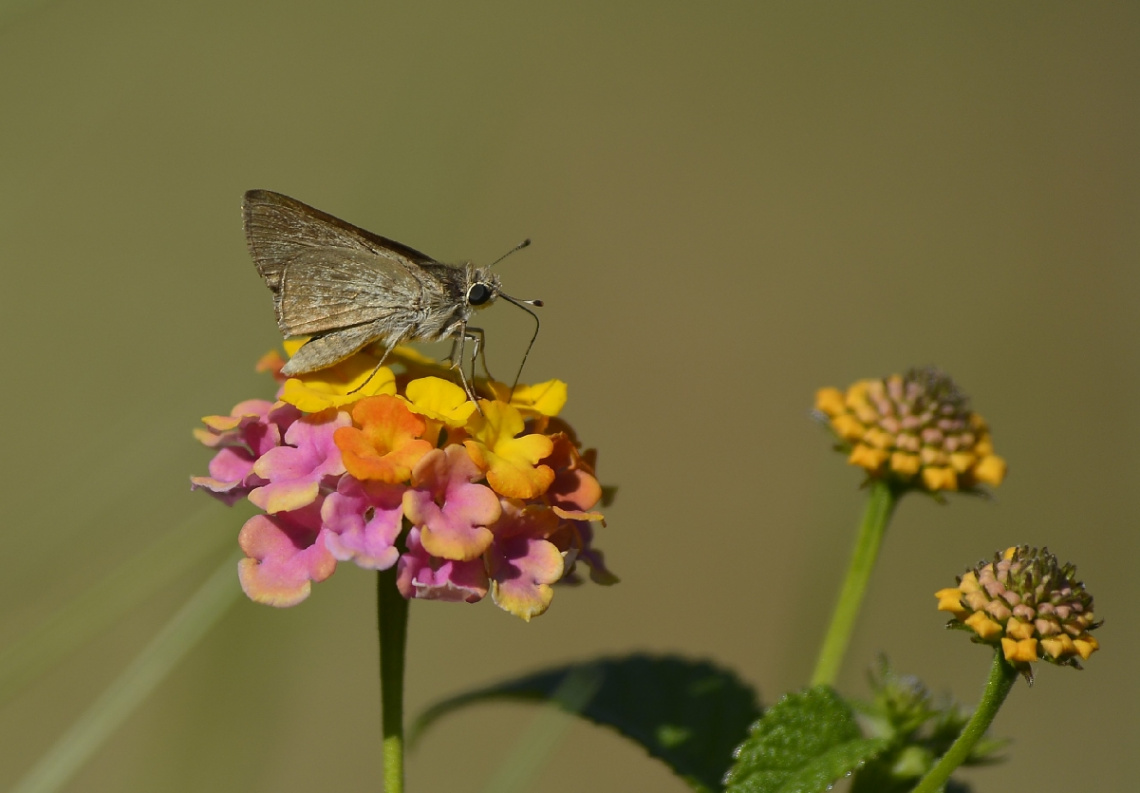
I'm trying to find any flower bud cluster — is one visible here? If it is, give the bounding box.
[815,367,1006,493]
[936,546,1099,675]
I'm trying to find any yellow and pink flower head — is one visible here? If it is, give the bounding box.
[194,344,613,620]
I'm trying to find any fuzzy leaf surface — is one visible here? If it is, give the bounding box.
[724,686,888,793]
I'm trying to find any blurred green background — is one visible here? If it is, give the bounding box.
[1,2,1136,791]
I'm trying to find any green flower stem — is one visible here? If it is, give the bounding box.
[377,566,410,793]
[912,651,1018,793]
[810,479,898,687]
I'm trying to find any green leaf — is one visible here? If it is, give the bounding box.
[412,654,761,793]
[724,686,889,793]
[847,658,1005,793]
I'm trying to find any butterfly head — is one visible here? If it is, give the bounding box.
[466,269,503,309]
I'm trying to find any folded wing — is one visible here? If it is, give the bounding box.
[242,190,443,337]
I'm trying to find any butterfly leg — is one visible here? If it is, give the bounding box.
[442,337,461,366]
[347,336,403,395]
[464,327,497,383]
[442,331,493,384]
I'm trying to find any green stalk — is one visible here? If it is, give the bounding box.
[810,479,898,687]
[377,566,409,792]
[912,651,1018,793]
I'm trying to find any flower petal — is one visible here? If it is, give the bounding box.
[321,476,405,569]
[396,527,489,602]
[404,446,501,561]
[542,433,603,512]
[487,379,568,417]
[250,410,351,513]
[487,503,564,621]
[464,401,554,499]
[334,395,433,483]
[237,502,336,607]
[404,376,477,427]
[279,350,397,413]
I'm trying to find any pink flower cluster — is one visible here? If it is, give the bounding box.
[192,354,613,620]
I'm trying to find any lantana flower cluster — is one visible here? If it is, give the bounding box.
[193,343,614,620]
[936,546,1100,678]
[815,367,1007,493]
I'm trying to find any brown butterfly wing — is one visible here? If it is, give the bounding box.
[242,190,445,337]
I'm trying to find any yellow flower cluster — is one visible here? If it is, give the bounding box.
[816,367,1006,493]
[936,546,1099,675]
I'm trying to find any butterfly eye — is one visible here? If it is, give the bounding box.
[467,283,493,306]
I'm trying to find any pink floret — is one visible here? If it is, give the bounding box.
[321,476,405,570]
[237,501,336,607]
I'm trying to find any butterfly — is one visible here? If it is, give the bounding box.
[242,190,541,398]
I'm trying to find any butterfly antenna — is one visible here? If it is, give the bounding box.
[488,238,531,269]
[500,293,543,399]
